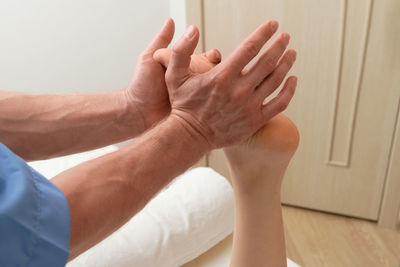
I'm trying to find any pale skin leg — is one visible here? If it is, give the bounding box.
[224,113,299,267]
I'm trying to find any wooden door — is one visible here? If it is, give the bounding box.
[203,0,400,220]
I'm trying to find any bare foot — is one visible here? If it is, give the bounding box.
[226,113,299,267]
[154,41,298,267]
[154,47,299,182]
[154,48,221,74]
[224,113,299,185]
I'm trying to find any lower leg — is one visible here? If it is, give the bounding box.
[225,113,299,267]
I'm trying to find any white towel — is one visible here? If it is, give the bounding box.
[68,167,235,267]
[28,145,119,178]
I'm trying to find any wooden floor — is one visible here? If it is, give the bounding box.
[283,205,400,267]
[184,205,400,267]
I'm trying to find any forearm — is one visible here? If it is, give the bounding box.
[0,90,145,160]
[50,115,208,260]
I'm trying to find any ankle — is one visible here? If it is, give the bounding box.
[229,162,286,193]
[223,113,300,191]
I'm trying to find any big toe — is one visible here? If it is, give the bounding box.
[204,48,221,64]
[153,48,171,68]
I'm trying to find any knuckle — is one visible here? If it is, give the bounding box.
[232,89,246,102]
[139,51,155,64]
[235,81,254,99]
[264,57,276,70]
[244,103,255,115]
[165,71,177,88]
[242,80,254,91]
[278,38,288,49]
[208,73,220,88]
[283,56,295,69]
[171,47,180,57]
[243,41,259,58]
[157,33,170,45]
[212,70,229,88]
[172,42,184,55]
[271,73,284,87]
[278,101,288,112]
[242,84,253,95]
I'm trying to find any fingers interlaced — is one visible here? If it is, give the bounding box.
[167,25,200,88]
[222,20,278,75]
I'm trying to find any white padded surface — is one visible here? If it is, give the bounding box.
[28,145,119,178]
[68,167,235,267]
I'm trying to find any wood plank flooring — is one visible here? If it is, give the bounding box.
[283,206,400,267]
[183,205,400,267]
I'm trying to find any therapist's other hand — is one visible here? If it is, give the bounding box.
[124,19,174,130]
[165,21,297,149]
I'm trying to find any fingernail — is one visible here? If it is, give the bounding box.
[185,25,196,38]
[282,32,290,43]
[271,20,278,31]
[214,49,221,61]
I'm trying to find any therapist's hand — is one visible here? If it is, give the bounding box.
[125,19,222,131]
[124,19,174,130]
[165,21,297,149]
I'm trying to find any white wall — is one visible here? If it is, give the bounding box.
[0,0,169,94]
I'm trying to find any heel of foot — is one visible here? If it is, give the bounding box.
[250,113,299,155]
[223,113,299,183]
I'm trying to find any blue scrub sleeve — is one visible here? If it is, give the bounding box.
[0,143,70,266]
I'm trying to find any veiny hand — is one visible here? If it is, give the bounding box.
[164,21,297,149]
[124,19,174,130]
[125,19,222,131]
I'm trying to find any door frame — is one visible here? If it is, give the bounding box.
[378,98,400,229]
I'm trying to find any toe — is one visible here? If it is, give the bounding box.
[204,48,222,64]
[153,48,171,68]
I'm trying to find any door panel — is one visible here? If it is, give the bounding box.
[204,0,400,220]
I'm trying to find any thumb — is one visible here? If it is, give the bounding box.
[146,18,175,53]
[167,25,199,88]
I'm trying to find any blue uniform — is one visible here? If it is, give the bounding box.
[0,143,70,266]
